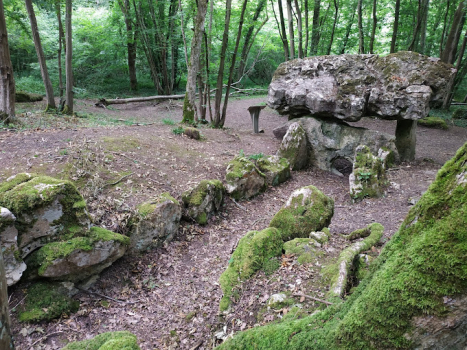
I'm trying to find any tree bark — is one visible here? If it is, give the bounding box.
[25,0,56,110]
[220,0,248,127]
[304,0,309,56]
[310,0,320,55]
[369,0,377,53]
[419,0,430,54]
[294,0,304,58]
[213,0,232,127]
[357,0,364,54]
[327,0,338,55]
[55,0,64,104]
[278,0,290,60]
[286,0,295,59]
[441,0,465,64]
[0,0,15,123]
[340,0,357,54]
[390,0,400,53]
[439,0,451,57]
[118,0,138,91]
[0,246,14,350]
[182,0,208,123]
[64,0,73,114]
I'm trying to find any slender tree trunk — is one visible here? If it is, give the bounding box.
[419,0,429,53]
[369,0,377,53]
[304,0,309,56]
[55,1,64,104]
[213,0,232,126]
[340,0,357,54]
[327,0,338,55]
[206,0,213,122]
[220,0,248,127]
[182,0,208,123]
[357,0,364,53]
[310,0,320,55]
[408,0,429,53]
[443,27,467,109]
[178,0,188,68]
[0,0,16,123]
[286,0,295,59]
[0,247,14,350]
[25,0,56,110]
[118,0,138,91]
[390,0,400,53]
[278,0,290,60]
[64,0,73,114]
[440,0,451,57]
[441,0,465,64]
[294,0,304,58]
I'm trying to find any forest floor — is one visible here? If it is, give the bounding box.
[2,95,467,350]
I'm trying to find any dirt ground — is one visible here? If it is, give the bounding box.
[2,96,466,350]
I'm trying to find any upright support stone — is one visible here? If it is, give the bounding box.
[0,248,14,350]
[395,119,417,162]
[247,106,266,133]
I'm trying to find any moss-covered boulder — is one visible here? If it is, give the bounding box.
[256,155,291,186]
[27,227,129,282]
[18,281,79,322]
[225,156,267,200]
[219,228,283,312]
[0,174,91,285]
[15,91,43,103]
[182,180,224,225]
[276,122,309,170]
[349,145,388,200]
[62,331,140,350]
[283,238,321,265]
[217,142,467,349]
[129,192,181,252]
[269,186,334,241]
[418,116,449,130]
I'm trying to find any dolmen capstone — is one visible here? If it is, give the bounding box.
[268,51,455,161]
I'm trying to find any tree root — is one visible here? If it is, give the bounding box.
[341,227,371,240]
[329,222,383,299]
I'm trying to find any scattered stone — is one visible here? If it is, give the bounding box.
[256,156,291,186]
[276,122,309,170]
[129,193,182,252]
[225,156,267,200]
[407,196,420,206]
[272,124,289,140]
[184,127,201,140]
[283,238,320,265]
[269,185,334,241]
[309,229,330,244]
[349,145,388,201]
[182,180,224,225]
[61,331,140,350]
[268,293,288,309]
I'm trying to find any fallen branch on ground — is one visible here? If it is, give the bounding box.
[96,94,185,106]
[77,287,135,304]
[104,172,134,187]
[293,293,333,306]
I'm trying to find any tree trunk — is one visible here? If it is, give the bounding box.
[327,0,338,55]
[304,0,309,56]
[55,1,64,103]
[369,0,377,53]
[340,0,357,54]
[294,0,304,58]
[441,0,465,64]
[419,0,430,54]
[408,0,429,53]
[0,0,15,123]
[182,0,208,123]
[278,0,290,60]
[0,247,14,350]
[25,0,56,110]
[64,0,73,114]
[390,0,400,53]
[286,0,295,59]
[357,0,364,54]
[118,0,138,91]
[440,0,451,57]
[310,0,320,55]
[213,0,232,127]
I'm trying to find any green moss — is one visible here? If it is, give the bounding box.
[182,180,224,207]
[137,192,179,218]
[62,331,140,350]
[256,157,291,186]
[182,93,195,124]
[15,91,43,102]
[418,116,449,130]
[19,282,79,322]
[284,238,321,265]
[197,212,208,225]
[269,186,334,241]
[219,228,283,311]
[351,146,387,200]
[102,136,140,152]
[217,142,467,350]
[225,156,264,182]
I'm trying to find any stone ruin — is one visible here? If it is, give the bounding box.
[268,51,455,162]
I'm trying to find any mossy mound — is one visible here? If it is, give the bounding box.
[225,156,267,200]
[269,186,334,241]
[217,142,467,349]
[15,91,43,103]
[418,116,449,130]
[182,180,224,225]
[283,238,321,265]
[219,228,283,312]
[256,156,291,186]
[137,192,179,218]
[452,108,467,120]
[62,331,140,350]
[18,282,79,322]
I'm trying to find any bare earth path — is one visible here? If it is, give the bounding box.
[2,96,466,349]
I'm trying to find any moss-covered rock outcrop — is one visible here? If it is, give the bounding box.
[182,180,224,225]
[276,122,309,170]
[269,185,334,241]
[217,141,467,349]
[225,156,267,200]
[219,228,283,312]
[256,155,291,186]
[62,331,140,350]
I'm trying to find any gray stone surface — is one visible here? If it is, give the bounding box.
[256,155,291,186]
[182,180,224,225]
[0,208,26,285]
[276,122,309,170]
[225,156,267,200]
[268,51,454,121]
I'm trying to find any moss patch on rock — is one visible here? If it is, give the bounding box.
[418,116,449,130]
[269,186,334,241]
[217,142,467,350]
[62,331,140,350]
[137,192,179,218]
[182,179,224,224]
[219,228,283,312]
[18,282,79,322]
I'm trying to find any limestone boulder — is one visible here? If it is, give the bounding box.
[256,155,291,186]
[182,180,225,225]
[129,192,182,252]
[28,227,129,282]
[268,51,454,121]
[276,122,309,170]
[349,145,388,200]
[269,185,334,241]
[225,156,267,200]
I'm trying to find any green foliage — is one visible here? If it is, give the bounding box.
[62,331,140,350]
[248,153,265,161]
[172,126,185,135]
[162,118,176,126]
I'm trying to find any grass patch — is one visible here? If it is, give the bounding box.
[162,118,177,125]
[418,116,449,130]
